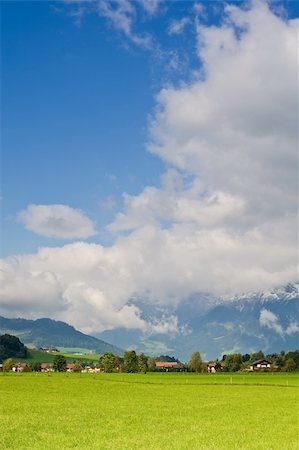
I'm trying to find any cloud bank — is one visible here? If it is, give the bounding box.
[1,2,298,334]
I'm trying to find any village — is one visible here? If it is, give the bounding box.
[1,354,287,374]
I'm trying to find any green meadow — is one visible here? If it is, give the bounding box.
[19,349,101,364]
[0,372,298,450]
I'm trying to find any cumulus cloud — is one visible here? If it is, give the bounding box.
[259,308,284,335]
[0,241,186,334]
[18,204,96,239]
[149,3,297,221]
[1,2,298,334]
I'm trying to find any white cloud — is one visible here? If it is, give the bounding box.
[286,322,299,335]
[259,308,284,335]
[0,241,187,334]
[1,2,298,335]
[193,3,204,15]
[97,0,151,48]
[168,17,191,35]
[110,169,246,232]
[138,0,161,16]
[259,308,299,337]
[18,204,96,239]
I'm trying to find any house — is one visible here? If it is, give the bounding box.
[12,363,28,372]
[250,359,272,371]
[40,363,53,372]
[66,363,75,372]
[155,361,185,372]
[39,347,59,353]
[207,362,224,373]
[81,365,101,373]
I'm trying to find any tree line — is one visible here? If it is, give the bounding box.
[1,333,298,373]
[49,349,299,373]
[219,350,299,372]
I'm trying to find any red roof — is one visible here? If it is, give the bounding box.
[155,361,180,368]
[41,363,52,369]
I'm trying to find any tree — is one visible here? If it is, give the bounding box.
[138,353,148,373]
[285,351,299,368]
[284,358,296,372]
[99,352,116,373]
[30,362,41,372]
[188,352,202,373]
[250,351,264,362]
[147,357,156,372]
[224,354,242,372]
[73,363,82,373]
[275,355,284,370]
[201,362,208,373]
[0,334,28,362]
[123,350,138,373]
[241,354,250,363]
[3,358,14,372]
[53,355,67,372]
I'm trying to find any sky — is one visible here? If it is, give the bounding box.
[1,0,298,335]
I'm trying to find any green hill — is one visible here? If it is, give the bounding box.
[0,316,123,355]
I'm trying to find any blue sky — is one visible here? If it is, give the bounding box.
[2,0,164,254]
[1,1,298,334]
[2,1,297,255]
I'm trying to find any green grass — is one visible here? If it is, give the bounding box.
[0,372,298,449]
[57,347,97,355]
[59,352,102,362]
[20,349,101,364]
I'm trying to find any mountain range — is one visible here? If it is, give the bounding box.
[1,284,298,361]
[97,283,299,360]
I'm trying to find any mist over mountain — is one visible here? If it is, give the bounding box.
[1,284,297,361]
[97,283,299,361]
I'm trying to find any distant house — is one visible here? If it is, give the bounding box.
[66,363,75,372]
[40,363,53,372]
[11,363,28,372]
[155,361,185,372]
[207,362,224,373]
[250,359,272,371]
[39,347,59,353]
[81,365,101,373]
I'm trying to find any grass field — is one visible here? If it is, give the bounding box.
[20,349,101,364]
[0,372,298,449]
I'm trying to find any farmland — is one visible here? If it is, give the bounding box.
[0,372,298,449]
[19,349,102,364]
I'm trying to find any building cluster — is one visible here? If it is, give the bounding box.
[0,358,276,373]
[207,359,273,373]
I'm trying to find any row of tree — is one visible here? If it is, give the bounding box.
[219,350,299,372]
[99,351,156,373]
[98,349,299,373]
[1,333,298,373]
